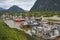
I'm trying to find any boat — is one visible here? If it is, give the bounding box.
[15,19,25,22]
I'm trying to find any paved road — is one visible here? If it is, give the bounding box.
[4,20,20,29]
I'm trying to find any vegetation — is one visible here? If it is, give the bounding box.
[48,19,60,22]
[0,21,36,40]
[30,0,60,11]
[0,11,60,17]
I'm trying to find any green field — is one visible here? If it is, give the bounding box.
[48,19,60,23]
[0,21,36,40]
[0,11,60,17]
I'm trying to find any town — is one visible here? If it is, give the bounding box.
[1,14,60,40]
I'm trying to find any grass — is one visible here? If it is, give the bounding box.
[48,19,60,23]
[0,21,36,40]
[0,11,60,17]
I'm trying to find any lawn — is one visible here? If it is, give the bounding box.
[0,21,36,40]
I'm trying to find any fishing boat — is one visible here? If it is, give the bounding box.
[15,19,25,22]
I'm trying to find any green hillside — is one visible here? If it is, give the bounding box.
[30,0,60,11]
[0,21,35,40]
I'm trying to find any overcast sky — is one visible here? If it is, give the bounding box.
[0,0,36,10]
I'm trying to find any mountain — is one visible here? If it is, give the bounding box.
[7,5,25,12]
[0,8,6,12]
[0,5,26,12]
[30,0,60,11]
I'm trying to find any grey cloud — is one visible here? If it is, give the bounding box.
[0,0,7,3]
[16,0,36,2]
[0,0,36,10]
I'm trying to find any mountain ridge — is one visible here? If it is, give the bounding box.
[7,5,25,12]
[0,5,26,12]
[0,8,6,12]
[30,0,60,11]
